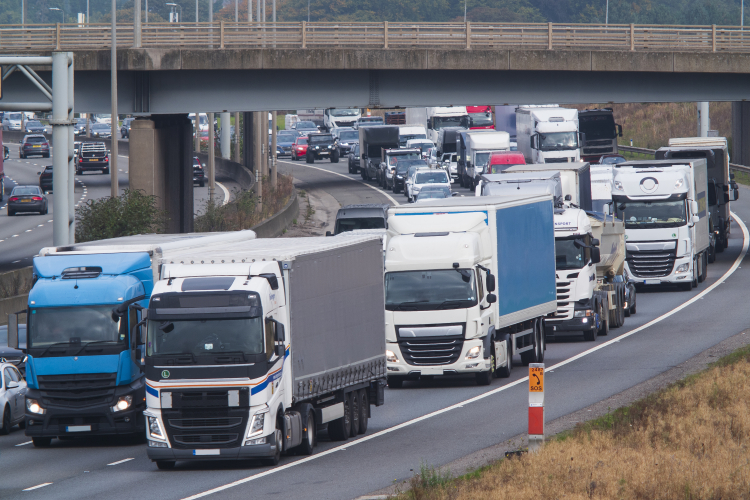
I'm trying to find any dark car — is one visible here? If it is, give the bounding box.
[38,165,53,193]
[388,159,428,193]
[336,129,359,156]
[306,133,339,163]
[76,142,109,174]
[616,274,637,317]
[19,135,50,159]
[73,117,90,135]
[120,117,135,139]
[193,156,205,187]
[327,204,390,236]
[7,185,48,216]
[415,185,453,202]
[90,122,112,138]
[348,143,361,174]
[292,121,319,134]
[597,154,627,165]
[24,120,46,134]
[276,131,298,156]
[0,325,27,374]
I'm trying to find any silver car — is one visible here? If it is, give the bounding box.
[0,362,27,434]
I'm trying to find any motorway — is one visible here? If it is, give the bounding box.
[1,154,749,500]
[0,140,230,273]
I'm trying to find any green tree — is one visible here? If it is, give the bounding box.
[75,189,168,243]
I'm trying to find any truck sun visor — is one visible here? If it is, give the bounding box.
[61,266,102,279]
[181,277,235,291]
[150,291,261,317]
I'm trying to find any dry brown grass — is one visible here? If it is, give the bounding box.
[400,347,750,500]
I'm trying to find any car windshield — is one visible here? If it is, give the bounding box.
[12,187,40,195]
[539,131,578,150]
[469,112,494,128]
[339,131,359,141]
[555,238,588,270]
[296,138,308,145]
[309,135,333,144]
[601,156,627,164]
[413,143,433,153]
[385,270,477,311]
[297,121,316,128]
[433,115,469,130]
[278,133,296,141]
[92,124,109,130]
[336,217,386,234]
[616,200,687,229]
[489,163,519,174]
[147,317,264,358]
[28,306,124,349]
[353,145,359,155]
[417,187,451,199]
[388,152,421,166]
[331,109,359,117]
[25,137,47,143]
[361,117,383,123]
[27,121,42,127]
[416,171,449,184]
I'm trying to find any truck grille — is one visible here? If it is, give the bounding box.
[163,408,247,449]
[583,146,614,155]
[627,248,677,278]
[397,336,464,366]
[37,373,117,408]
[545,157,573,163]
[549,278,574,321]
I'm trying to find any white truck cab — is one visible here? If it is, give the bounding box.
[516,106,581,164]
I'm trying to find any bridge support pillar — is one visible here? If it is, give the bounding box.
[129,115,194,233]
[732,102,750,166]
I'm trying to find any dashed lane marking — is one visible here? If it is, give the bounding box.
[107,458,134,466]
[15,441,32,446]
[23,483,52,491]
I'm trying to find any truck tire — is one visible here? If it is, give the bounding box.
[156,460,175,470]
[598,301,610,337]
[520,327,538,365]
[536,319,545,362]
[387,376,404,389]
[296,408,316,455]
[698,252,708,283]
[32,437,52,447]
[350,391,361,436]
[495,334,512,378]
[585,303,601,341]
[263,420,283,465]
[476,341,494,386]
[328,393,352,441]
[691,257,699,288]
[357,389,369,435]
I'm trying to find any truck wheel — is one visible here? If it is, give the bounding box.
[387,376,404,389]
[297,409,316,455]
[495,335,512,378]
[691,257,699,288]
[535,319,545,362]
[520,329,538,365]
[698,252,708,283]
[585,304,601,341]
[598,302,609,337]
[263,421,283,465]
[156,460,175,470]
[32,437,52,447]
[350,391,361,437]
[476,341,494,386]
[327,393,352,441]
[716,235,726,253]
[357,389,369,435]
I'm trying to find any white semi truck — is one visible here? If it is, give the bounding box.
[613,159,710,291]
[384,195,557,387]
[516,106,581,164]
[324,108,361,131]
[142,235,387,469]
[456,130,511,189]
[406,107,470,145]
[503,163,593,211]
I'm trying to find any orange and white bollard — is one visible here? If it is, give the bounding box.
[529,363,544,452]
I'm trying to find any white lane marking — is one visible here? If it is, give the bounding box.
[25,229,31,232]
[182,215,748,500]
[23,483,52,491]
[216,181,230,206]
[15,440,32,446]
[107,458,134,466]
[277,159,400,206]
[12,260,21,263]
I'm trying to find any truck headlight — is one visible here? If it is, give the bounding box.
[675,263,689,273]
[111,395,133,412]
[148,416,165,440]
[465,346,481,359]
[26,398,46,415]
[386,349,399,363]
[613,180,623,191]
[246,405,270,441]
[574,310,593,317]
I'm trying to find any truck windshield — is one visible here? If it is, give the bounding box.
[616,200,687,229]
[28,306,124,349]
[474,152,492,170]
[539,132,578,150]
[385,270,477,311]
[555,238,587,270]
[399,134,426,147]
[469,112,493,128]
[433,116,469,130]
[331,109,359,117]
[147,317,264,358]
[579,114,616,140]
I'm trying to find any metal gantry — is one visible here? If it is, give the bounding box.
[0,53,75,246]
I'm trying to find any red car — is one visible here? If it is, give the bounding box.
[291,136,308,161]
[486,151,526,174]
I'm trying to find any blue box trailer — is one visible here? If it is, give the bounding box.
[385,194,556,384]
[9,232,255,447]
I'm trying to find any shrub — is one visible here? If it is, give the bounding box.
[75,189,168,243]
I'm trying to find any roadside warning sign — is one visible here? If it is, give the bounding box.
[529,366,544,392]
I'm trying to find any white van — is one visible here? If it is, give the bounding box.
[3,112,24,131]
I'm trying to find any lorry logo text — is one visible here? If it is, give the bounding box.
[589,274,595,282]
[639,177,659,194]
[162,370,170,379]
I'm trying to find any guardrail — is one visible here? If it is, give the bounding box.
[2,22,750,52]
[619,144,750,174]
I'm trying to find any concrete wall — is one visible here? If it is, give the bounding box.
[0,295,28,327]
[0,267,33,299]
[195,152,255,191]
[251,191,299,238]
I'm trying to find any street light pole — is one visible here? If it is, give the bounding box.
[110,0,119,198]
[605,0,609,25]
[307,0,310,22]
[49,7,64,23]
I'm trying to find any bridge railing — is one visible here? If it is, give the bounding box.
[2,22,750,52]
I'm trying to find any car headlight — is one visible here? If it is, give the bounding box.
[111,395,133,413]
[675,263,689,273]
[27,398,46,415]
[341,142,349,146]
[574,310,593,317]
[396,175,403,179]
[246,405,270,441]
[386,349,399,363]
[315,146,320,150]
[148,416,165,440]
[614,180,623,191]
[465,346,481,360]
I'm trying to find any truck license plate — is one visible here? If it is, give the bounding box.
[66,425,91,432]
[420,367,444,376]
[193,449,221,456]
[644,279,660,285]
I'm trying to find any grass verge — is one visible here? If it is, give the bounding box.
[396,343,750,500]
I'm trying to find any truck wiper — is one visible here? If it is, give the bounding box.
[396,300,429,310]
[439,300,469,309]
[151,352,196,364]
[74,340,120,355]
[37,341,73,357]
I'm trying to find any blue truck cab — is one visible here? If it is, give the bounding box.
[12,232,256,447]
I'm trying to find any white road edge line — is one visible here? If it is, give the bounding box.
[182,213,749,500]
[107,458,134,466]
[15,440,32,446]
[23,482,52,491]
[216,181,230,206]
[277,159,400,206]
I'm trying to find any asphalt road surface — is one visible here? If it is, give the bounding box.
[0,141,230,273]
[1,156,749,500]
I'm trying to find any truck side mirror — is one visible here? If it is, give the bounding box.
[7,312,19,349]
[617,124,623,137]
[591,247,601,264]
[325,231,333,237]
[565,194,572,201]
[486,293,497,304]
[691,201,699,215]
[486,274,496,292]
[591,238,600,247]
[274,320,286,343]
[733,187,740,201]
[530,135,537,149]
[691,215,700,224]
